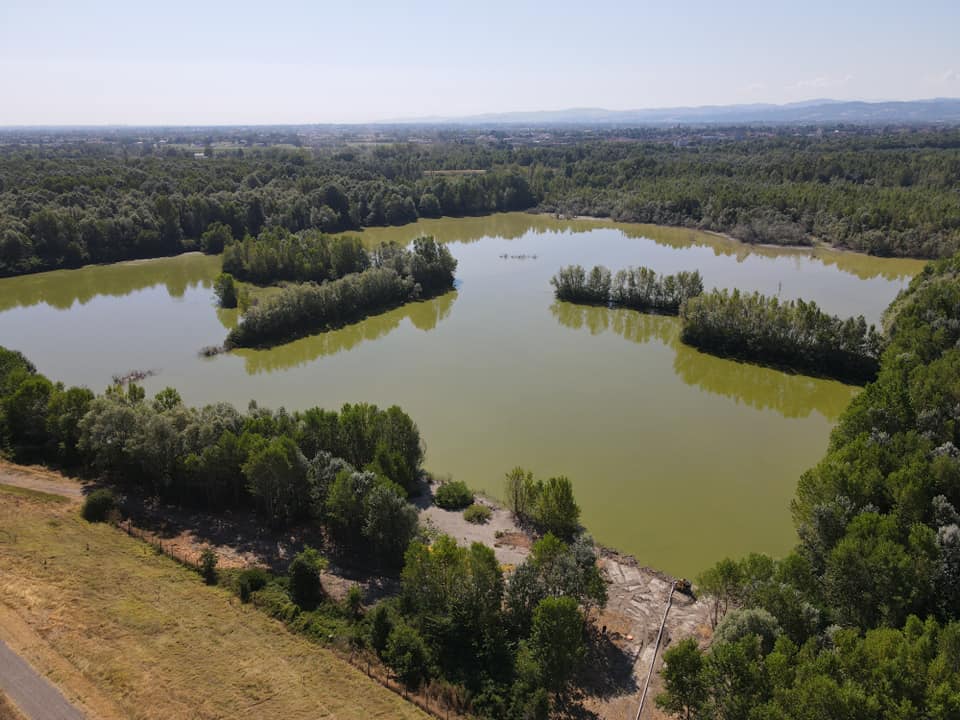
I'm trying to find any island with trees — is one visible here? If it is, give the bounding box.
[224,236,456,348]
[680,289,884,384]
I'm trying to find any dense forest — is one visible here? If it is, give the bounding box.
[225,236,457,347]
[657,251,960,719]
[1,126,959,278]
[680,290,885,384]
[551,264,704,312]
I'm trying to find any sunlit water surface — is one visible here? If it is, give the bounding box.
[0,214,925,575]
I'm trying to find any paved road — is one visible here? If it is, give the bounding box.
[0,639,84,720]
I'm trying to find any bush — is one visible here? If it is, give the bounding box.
[288,547,327,610]
[346,584,363,619]
[533,476,580,539]
[81,488,117,523]
[199,547,218,585]
[434,480,473,510]
[463,503,492,524]
[236,567,271,603]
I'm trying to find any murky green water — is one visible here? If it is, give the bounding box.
[0,213,925,575]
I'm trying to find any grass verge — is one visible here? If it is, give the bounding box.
[0,488,427,720]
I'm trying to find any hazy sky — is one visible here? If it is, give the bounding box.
[1,0,958,125]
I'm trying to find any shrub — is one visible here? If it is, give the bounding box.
[346,584,363,619]
[533,476,580,539]
[81,488,117,523]
[463,503,492,524]
[288,546,327,610]
[434,480,473,510]
[236,568,270,603]
[199,548,218,585]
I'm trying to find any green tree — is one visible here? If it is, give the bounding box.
[200,221,233,254]
[288,546,326,609]
[533,476,580,539]
[529,596,585,694]
[657,638,707,720]
[242,436,309,527]
[213,272,238,308]
[384,623,430,688]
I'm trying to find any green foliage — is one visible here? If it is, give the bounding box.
[288,546,327,610]
[213,272,238,308]
[225,237,456,348]
[242,435,309,527]
[345,584,363,619]
[681,289,884,383]
[504,466,536,519]
[434,479,474,510]
[81,488,117,523]
[552,264,703,313]
[199,547,218,585]
[659,252,960,718]
[235,567,270,603]
[326,470,418,566]
[506,533,606,635]
[656,638,706,720]
[200,221,233,254]
[384,623,430,688]
[369,603,394,655]
[464,503,492,524]
[529,596,585,693]
[503,469,581,538]
[714,608,781,654]
[222,229,368,284]
[533,476,580,539]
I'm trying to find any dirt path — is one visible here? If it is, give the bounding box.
[0,464,85,500]
[0,640,84,720]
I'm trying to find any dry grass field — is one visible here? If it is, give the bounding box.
[0,692,25,720]
[0,483,427,720]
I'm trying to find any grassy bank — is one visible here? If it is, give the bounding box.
[0,484,426,720]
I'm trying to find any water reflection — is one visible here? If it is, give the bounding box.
[0,253,220,312]
[550,300,857,420]
[672,346,857,421]
[549,302,677,346]
[233,291,458,374]
[353,213,924,282]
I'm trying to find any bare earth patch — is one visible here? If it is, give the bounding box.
[0,462,714,720]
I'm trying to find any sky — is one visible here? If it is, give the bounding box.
[1,0,958,125]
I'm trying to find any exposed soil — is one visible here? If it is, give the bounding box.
[0,462,714,719]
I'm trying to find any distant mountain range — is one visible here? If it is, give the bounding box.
[394,98,960,126]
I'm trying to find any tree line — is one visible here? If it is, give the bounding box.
[679,289,884,384]
[0,347,608,716]
[2,128,960,280]
[0,145,534,278]
[221,227,369,284]
[225,236,456,348]
[0,345,424,566]
[551,264,704,313]
[656,251,960,718]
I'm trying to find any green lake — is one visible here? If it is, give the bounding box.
[0,213,926,576]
